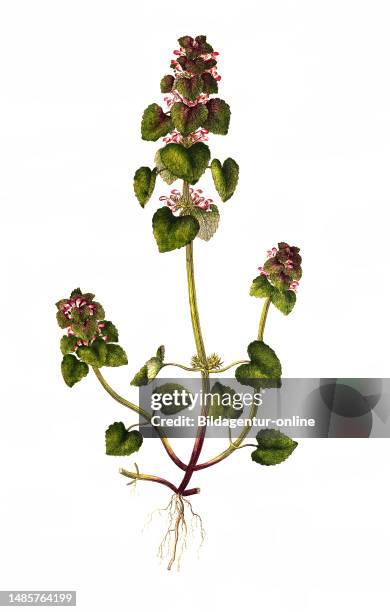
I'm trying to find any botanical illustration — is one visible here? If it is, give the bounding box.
[55,35,302,569]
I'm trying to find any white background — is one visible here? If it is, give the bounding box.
[1,0,390,610]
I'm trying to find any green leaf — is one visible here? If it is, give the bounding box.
[141,103,173,141]
[211,158,239,202]
[60,335,77,355]
[156,345,165,361]
[171,102,208,137]
[99,320,119,342]
[250,275,275,299]
[178,35,213,57]
[208,382,243,419]
[70,287,83,298]
[235,340,282,389]
[190,204,220,241]
[152,207,199,253]
[131,365,148,387]
[61,354,89,387]
[178,35,194,49]
[133,166,157,207]
[203,98,231,134]
[271,289,297,315]
[175,75,202,101]
[131,345,166,386]
[201,72,218,94]
[77,337,108,367]
[56,310,69,329]
[160,142,210,184]
[248,341,282,377]
[194,35,214,54]
[71,319,97,342]
[152,383,193,415]
[104,344,128,367]
[155,148,178,185]
[105,422,143,456]
[251,428,298,466]
[160,74,174,93]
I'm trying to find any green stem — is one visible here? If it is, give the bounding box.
[92,366,187,471]
[177,193,210,493]
[162,362,201,372]
[185,240,207,360]
[258,296,271,341]
[209,360,249,374]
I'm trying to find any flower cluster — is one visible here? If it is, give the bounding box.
[170,47,220,80]
[161,35,221,144]
[159,188,213,212]
[258,243,302,292]
[164,90,209,109]
[162,127,209,145]
[56,289,106,344]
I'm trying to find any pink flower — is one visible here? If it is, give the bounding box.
[162,130,182,144]
[188,128,209,143]
[160,188,213,212]
[190,187,213,210]
[164,90,209,110]
[207,65,221,81]
[258,243,302,291]
[257,267,270,277]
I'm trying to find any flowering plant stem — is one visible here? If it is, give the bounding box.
[258,296,271,341]
[177,211,211,494]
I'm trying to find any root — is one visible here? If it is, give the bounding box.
[146,494,205,570]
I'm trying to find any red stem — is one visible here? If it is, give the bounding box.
[183,487,200,496]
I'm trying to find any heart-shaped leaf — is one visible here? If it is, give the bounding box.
[251,428,298,466]
[60,335,77,355]
[250,275,275,299]
[141,103,173,141]
[211,158,239,202]
[104,344,128,367]
[208,382,244,419]
[155,148,177,185]
[131,345,165,386]
[235,340,281,389]
[133,166,157,207]
[160,74,174,93]
[190,204,220,241]
[152,383,193,415]
[152,207,200,253]
[61,354,89,387]
[175,75,202,101]
[160,143,210,184]
[203,98,231,134]
[271,289,297,315]
[201,73,218,94]
[171,102,208,137]
[77,337,108,367]
[105,422,143,456]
